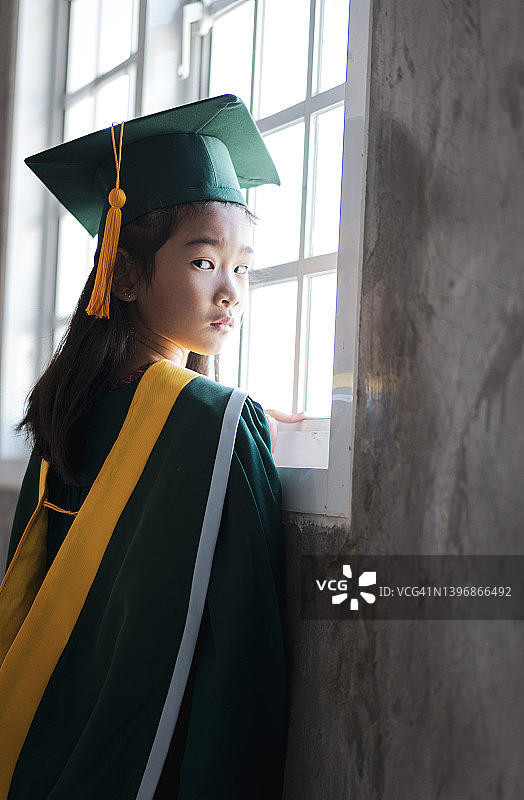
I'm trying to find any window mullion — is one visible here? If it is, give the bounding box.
[312,0,325,95]
[237,315,245,387]
[298,0,316,263]
[299,252,337,276]
[199,27,212,99]
[257,101,305,134]
[248,254,337,288]
[305,0,317,99]
[39,0,69,373]
[52,1,69,142]
[299,114,310,263]
[302,275,314,412]
[241,292,254,388]
[62,0,71,97]
[249,261,298,286]
[206,0,249,17]
[306,83,345,113]
[95,0,102,87]
[63,54,138,108]
[256,85,344,134]
[305,112,320,259]
[292,274,305,414]
[250,0,261,116]
[134,0,148,116]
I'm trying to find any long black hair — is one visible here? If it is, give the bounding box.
[17,200,254,484]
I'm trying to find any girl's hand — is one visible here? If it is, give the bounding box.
[263,409,307,454]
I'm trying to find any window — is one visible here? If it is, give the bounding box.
[2,0,372,520]
[193,0,372,516]
[194,0,347,428]
[1,0,148,479]
[54,0,148,348]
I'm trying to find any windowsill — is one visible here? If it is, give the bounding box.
[273,417,330,470]
[274,418,333,516]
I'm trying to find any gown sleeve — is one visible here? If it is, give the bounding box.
[156,395,288,800]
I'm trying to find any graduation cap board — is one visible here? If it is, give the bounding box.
[25,94,280,318]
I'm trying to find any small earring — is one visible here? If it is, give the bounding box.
[124,289,134,298]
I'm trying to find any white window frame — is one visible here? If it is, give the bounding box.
[193,0,372,517]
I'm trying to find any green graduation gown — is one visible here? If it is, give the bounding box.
[1,363,287,799]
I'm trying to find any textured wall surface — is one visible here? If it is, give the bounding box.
[283,1,523,798]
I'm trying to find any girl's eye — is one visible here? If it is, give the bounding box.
[193,259,214,270]
[235,265,249,275]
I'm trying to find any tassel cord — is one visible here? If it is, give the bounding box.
[85,122,126,319]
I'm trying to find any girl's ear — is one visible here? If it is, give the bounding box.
[111,247,139,302]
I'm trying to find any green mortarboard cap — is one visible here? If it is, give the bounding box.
[24,94,280,318]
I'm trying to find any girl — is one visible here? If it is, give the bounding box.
[0,95,289,800]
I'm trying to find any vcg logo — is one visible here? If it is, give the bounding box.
[316,562,377,609]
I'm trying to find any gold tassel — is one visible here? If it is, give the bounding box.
[86,122,126,319]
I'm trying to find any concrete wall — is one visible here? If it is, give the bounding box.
[283,1,523,798]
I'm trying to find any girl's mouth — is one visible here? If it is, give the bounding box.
[210,322,233,332]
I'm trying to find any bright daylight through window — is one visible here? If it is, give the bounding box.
[206,0,348,428]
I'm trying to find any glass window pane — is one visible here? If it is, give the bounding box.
[141,0,180,114]
[314,0,350,93]
[209,1,255,106]
[257,0,310,118]
[67,0,98,92]
[247,281,297,410]
[94,69,135,129]
[98,0,136,75]
[252,122,304,268]
[307,104,345,256]
[56,215,95,318]
[64,95,96,140]
[305,272,337,416]
[217,318,242,388]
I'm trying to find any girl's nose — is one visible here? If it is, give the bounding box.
[215,274,241,307]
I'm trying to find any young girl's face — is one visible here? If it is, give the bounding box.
[133,203,253,357]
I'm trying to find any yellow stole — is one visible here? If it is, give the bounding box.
[0,359,198,799]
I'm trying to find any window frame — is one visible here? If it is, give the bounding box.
[195,0,372,517]
[199,0,345,412]
[278,35,372,517]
